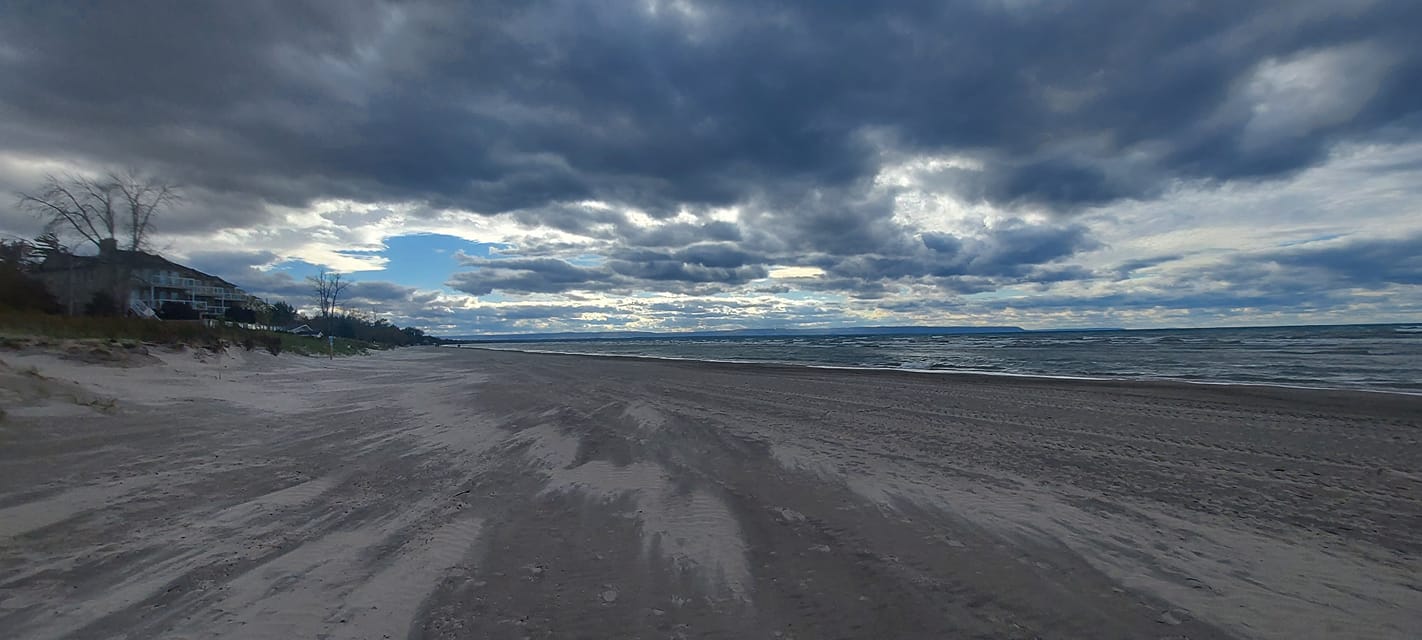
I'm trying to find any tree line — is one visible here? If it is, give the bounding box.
[0,236,64,314]
[5,171,438,347]
[2,238,435,346]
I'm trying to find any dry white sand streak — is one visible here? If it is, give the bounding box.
[1,345,1418,639]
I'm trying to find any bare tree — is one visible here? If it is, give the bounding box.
[308,271,351,335]
[18,170,178,254]
[18,171,180,314]
[113,171,180,253]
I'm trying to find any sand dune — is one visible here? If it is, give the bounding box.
[1,345,1418,639]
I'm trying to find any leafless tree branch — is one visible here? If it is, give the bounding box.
[16,171,180,253]
[308,270,352,333]
[111,169,181,252]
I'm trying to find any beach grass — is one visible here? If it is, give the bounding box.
[0,312,373,356]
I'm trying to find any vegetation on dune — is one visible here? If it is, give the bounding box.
[0,314,373,357]
[1,239,62,314]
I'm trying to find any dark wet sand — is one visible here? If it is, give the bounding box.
[1,346,1419,639]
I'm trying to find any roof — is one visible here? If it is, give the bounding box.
[36,248,243,291]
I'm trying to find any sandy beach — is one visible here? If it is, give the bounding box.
[1,345,1419,639]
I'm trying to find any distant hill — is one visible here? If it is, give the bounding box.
[447,325,1029,343]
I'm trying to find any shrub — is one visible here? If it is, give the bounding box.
[85,291,120,317]
[0,264,61,314]
[158,302,200,321]
[224,305,257,324]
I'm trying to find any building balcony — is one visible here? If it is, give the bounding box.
[146,275,198,288]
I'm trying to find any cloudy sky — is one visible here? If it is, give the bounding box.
[2,1,1420,335]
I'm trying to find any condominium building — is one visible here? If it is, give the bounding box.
[34,239,262,319]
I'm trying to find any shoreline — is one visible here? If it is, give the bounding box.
[452,343,1422,399]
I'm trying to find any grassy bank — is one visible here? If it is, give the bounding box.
[0,313,373,357]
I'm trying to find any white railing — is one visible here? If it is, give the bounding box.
[144,277,246,299]
[129,296,159,319]
[147,275,198,288]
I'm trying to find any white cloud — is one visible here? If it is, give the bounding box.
[768,266,824,278]
[1239,43,1394,148]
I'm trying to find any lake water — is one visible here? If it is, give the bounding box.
[466,324,1422,393]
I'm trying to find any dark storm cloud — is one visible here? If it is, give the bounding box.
[5,0,1420,314]
[949,234,1422,317]
[608,242,768,284]
[607,259,767,285]
[183,250,279,280]
[348,280,424,304]
[183,250,312,301]
[510,205,625,238]
[447,255,616,296]
[812,218,1096,289]
[448,213,1092,296]
[625,221,742,248]
[1258,234,1422,286]
[1113,255,1185,277]
[966,222,1099,274]
[741,189,905,258]
[448,246,769,295]
[4,0,1419,222]
[793,277,898,300]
